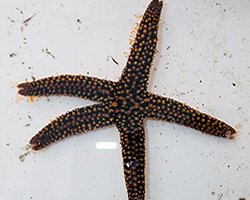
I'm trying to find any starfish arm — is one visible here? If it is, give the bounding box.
[146,93,236,139]
[29,103,113,151]
[17,74,114,102]
[120,0,163,91]
[115,120,146,200]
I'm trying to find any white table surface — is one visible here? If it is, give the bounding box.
[0,0,250,199]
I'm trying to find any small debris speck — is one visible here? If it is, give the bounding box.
[10,53,16,57]
[23,13,36,24]
[218,193,223,200]
[31,76,36,81]
[42,48,55,59]
[107,55,119,65]
[19,144,32,162]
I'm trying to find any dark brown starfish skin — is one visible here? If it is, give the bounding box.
[17,0,236,199]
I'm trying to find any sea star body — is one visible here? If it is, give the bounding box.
[17,0,236,199]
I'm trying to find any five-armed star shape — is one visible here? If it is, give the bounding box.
[17,0,236,199]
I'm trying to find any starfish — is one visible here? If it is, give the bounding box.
[17,0,236,199]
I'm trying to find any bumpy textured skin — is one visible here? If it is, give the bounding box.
[17,0,236,199]
[18,74,113,102]
[29,104,112,150]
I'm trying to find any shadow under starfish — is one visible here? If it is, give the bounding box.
[17,0,236,199]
